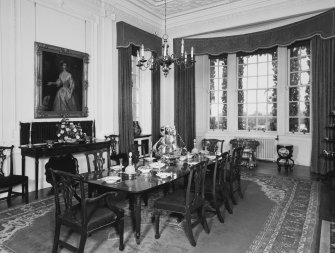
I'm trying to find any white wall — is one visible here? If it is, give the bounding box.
[0,0,160,192]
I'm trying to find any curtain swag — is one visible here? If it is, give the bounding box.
[173,8,335,55]
[117,21,162,55]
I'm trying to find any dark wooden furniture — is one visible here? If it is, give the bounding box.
[0,145,29,205]
[153,161,210,246]
[134,134,152,157]
[205,151,231,221]
[230,138,260,169]
[201,138,224,154]
[84,158,209,245]
[45,154,79,189]
[226,146,244,205]
[276,144,294,172]
[49,169,124,252]
[20,139,111,199]
[319,114,335,179]
[20,121,94,146]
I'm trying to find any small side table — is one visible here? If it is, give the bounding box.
[276,144,294,172]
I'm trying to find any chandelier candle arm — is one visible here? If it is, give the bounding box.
[135,0,195,77]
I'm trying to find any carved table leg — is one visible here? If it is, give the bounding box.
[134,194,142,244]
[35,157,39,199]
[22,155,26,198]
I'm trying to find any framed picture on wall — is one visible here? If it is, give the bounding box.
[34,42,89,118]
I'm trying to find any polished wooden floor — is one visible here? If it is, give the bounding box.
[1,160,334,252]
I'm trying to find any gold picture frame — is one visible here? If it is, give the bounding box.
[34,42,89,118]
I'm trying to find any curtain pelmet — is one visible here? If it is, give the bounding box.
[173,8,335,55]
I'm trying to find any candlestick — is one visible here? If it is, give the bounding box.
[181,39,184,56]
[29,122,32,146]
[92,120,95,139]
[141,44,144,57]
[191,46,194,60]
[163,43,167,57]
[137,50,140,61]
[184,51,187,63]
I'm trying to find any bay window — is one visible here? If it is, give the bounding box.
[207,42,311,133]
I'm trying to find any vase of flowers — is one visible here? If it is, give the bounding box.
[56,118,86,143]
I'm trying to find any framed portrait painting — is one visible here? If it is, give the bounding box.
[34,42,89,118]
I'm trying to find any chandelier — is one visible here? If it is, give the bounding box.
[136,0,195,77]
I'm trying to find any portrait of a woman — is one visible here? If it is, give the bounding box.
[46,61,79,111]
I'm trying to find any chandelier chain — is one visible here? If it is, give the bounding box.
[164,0,167,37]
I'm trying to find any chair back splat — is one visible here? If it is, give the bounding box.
[201,139,224,154]
[227,146,244,205]
[186,161,207,210]
[154,161,210,247]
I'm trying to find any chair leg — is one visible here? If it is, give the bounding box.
[184,212,196,247]
[24,181,29,204]
[143,193,148,206]
[78,233,87,253]
[199,207,210,233]
[212,191,224,223]
[237,177,244,199]
[154,211,160,239]
[220,186,233,214]
[229,182,237,205]
[7,187,12,206]
[52,222,61,253]
[119,216,125,251]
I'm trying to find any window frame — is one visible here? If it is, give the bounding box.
[287,40,312,134]
[208,55,228,131]
[236,48,278,132]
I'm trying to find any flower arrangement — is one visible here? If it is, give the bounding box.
[56,118,86,142]
[153,125,187,157]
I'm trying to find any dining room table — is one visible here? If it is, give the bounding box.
[82,153,217,244]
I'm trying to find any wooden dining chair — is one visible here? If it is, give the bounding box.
[226,146,244,205]
[0,145,29,206]
[201,139,224,154]
[153,161,210,247]
[84,149,108,173]
[48,168,125,253]
[204,151,232,222]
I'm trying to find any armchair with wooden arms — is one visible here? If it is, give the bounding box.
[49,168,125,253]
[0,145,29,206]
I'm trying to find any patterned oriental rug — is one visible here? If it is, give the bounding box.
[0,173,320,253]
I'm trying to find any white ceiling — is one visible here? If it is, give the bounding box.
[125,0,243,18]
[108,0,335,38]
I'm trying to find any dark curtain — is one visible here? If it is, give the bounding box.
[311,36,335,175]
[151,66,161,144]
[174,65,195,151]
[118,47,134,154]
[173,8,335,55]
